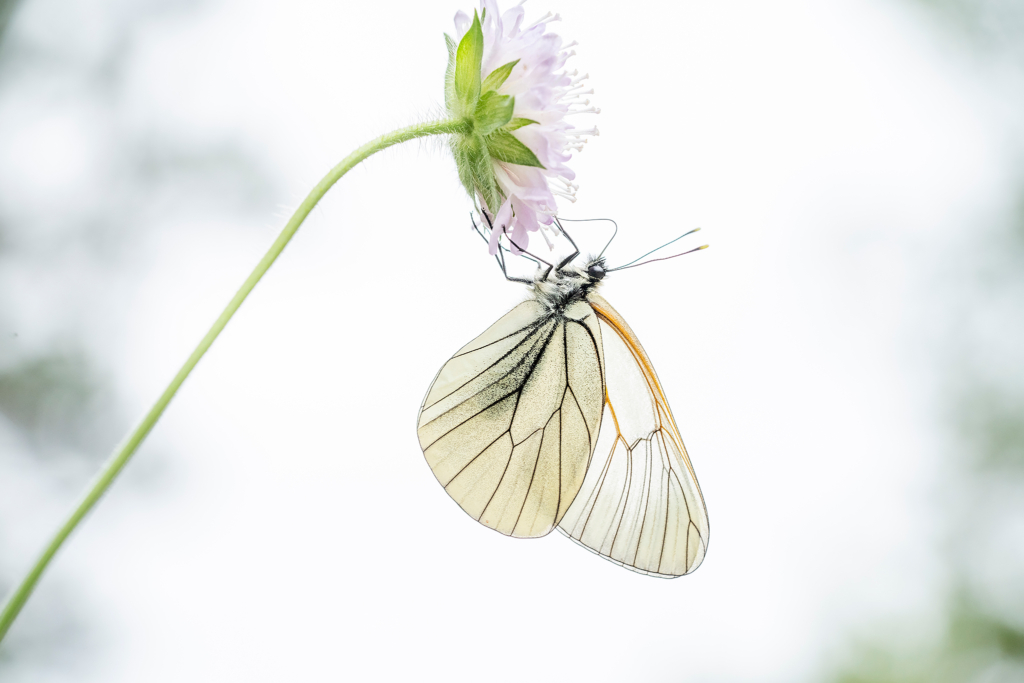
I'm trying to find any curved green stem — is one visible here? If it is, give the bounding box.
[0,117,469,645]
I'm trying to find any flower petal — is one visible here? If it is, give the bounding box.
[453,1,599,254]
[487,194,515,255]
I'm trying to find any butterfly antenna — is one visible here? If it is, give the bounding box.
[607,228,703,271]
[607,244,708,272]
[555,217,619,259]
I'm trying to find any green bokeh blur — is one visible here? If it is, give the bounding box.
[825,2,1024,680]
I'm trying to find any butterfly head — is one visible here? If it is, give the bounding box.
[585,259,606,282]
[533,256,607,311]
[547,255,607,286]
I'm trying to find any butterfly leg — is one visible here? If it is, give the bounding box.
[554,218,580,270]
[470,212,545,284]
[470,213,526,283]
[497,245,534,284]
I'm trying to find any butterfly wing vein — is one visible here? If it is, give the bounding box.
[418,300,605,538]
[557,293,709,577]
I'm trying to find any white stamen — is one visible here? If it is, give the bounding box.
[527,11,551,26]
[539,226,555,249]
[527,11,561,29]
[552,191,578,202]
[540,222,562,244]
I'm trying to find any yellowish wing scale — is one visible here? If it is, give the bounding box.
[558,293,709,577]
[417,300,605,538]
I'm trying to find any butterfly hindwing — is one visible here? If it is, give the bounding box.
[558,293,709,577]
[418,299,605,538]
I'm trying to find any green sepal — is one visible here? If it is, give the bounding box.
[471,133,502,212]
[503,117,538,132]
[481,59,519,93]
[451,136,475,197]
[474,91,515,136]
[443,33,457,113]
[453,11,484,115]
[485,130,545,168]
[450,131,502,214]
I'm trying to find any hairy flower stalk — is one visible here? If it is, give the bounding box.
[0,0,600,645]
[445,1,599,254]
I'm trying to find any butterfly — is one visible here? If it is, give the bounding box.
[416,219,709,577]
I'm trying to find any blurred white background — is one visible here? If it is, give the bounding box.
[1,0,1022,681]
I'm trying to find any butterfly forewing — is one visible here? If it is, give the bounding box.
[418,299,605,538]
[558,293,709,577]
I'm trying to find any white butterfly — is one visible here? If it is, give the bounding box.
[417,221,709,577]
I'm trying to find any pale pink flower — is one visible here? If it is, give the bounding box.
[453,1,599,254]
